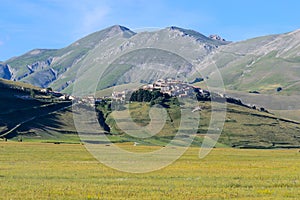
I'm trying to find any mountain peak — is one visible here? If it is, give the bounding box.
[166,26,228,45]
[168,26,202,35]
[167,26,209,39]
[105,25,136,36]
[70,25,136,48]
[109,25,131,32]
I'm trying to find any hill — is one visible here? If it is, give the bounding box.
[1,79,299,148]
[0,78,77,142]
[2,23,300,147]
[92,96,300,149]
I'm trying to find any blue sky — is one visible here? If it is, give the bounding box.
[1,0,300,61]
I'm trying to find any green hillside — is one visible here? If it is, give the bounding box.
[93,95,300,148]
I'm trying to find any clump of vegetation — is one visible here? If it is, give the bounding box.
[249,90,260,94]
[129,89,171,104]
[277,87,282,92]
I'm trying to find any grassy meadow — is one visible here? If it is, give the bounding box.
[0,142,299,199]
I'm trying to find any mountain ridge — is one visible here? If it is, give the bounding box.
[0,25,229,91]
[1,25,300,99]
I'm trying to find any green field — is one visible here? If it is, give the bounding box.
[0,142,299,199]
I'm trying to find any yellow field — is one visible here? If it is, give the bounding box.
[0,142,299,199]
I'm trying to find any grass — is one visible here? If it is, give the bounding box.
[198,86,300,122]
[0,78,41,90]
[271,109,300,122]
[103,100,300,148]
[0,142,299,199]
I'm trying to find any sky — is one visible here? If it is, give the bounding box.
[1,0,300,61]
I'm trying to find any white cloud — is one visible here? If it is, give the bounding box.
[0,40,3,46]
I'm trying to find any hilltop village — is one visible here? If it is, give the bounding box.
[111,78,208,102]
[109,78,267,112]
[6,77,266,112]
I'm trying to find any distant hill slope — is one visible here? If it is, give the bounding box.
[199,29,300,95]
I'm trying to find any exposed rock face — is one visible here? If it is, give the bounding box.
[23,68,58,88]
[0,64,12,79]
[209,34,226,41]
[27,58,53,73]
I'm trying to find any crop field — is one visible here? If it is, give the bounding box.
[0,142,299,199]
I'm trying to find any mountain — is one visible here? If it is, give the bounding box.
[3,25,300,96]
[2,25,300,96]
[186,29,300,122]
[0,25,228,93]
[1,25,136,90]
[2,25,300,119]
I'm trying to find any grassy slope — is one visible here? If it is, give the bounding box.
[0,80,77,142]
[0,142,299,199]
[0,78,41,90]
[103,100,300,148]
[16,107,79,143]
[193,83,300,122]
[197,31,300,96]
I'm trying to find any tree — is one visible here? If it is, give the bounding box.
[154,96,164,105]
[150,99,155,106]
